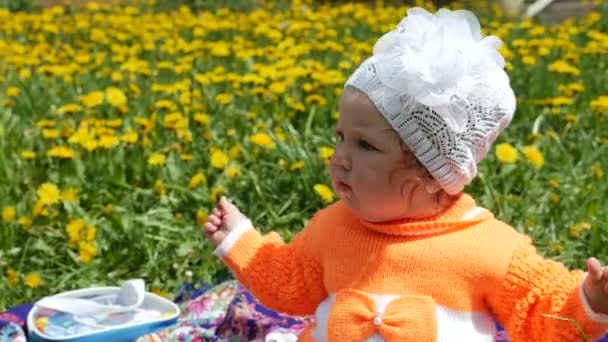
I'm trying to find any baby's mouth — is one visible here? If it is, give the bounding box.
[333,179,353,197]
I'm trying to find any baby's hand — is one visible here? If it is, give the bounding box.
[583,257,608,314]
[203,196,248,247]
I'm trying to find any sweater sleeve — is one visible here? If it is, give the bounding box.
[213,214,327,316]
[487,238,608,341]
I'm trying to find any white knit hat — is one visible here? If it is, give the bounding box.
[345,7,516,195]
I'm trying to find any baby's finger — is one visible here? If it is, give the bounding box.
[212,207,223,218]
[203,222,218,234]
[587,257,603,282]
[209,215,222,226]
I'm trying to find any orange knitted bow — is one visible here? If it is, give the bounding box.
[327,289,437,342]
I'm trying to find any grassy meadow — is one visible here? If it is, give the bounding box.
[0,0,607,310]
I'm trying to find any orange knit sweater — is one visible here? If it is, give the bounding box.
[215,194,608,341]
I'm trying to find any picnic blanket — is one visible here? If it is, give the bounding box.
[1,280,606,341]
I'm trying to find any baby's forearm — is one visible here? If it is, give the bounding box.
[215,221,327,316]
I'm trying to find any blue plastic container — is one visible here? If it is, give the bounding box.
[27,286,179,342]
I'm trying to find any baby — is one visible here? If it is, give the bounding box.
[204,8,608,341]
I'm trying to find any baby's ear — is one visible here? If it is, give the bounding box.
[424,180,442,195]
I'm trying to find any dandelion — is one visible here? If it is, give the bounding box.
[229,145,241,159]
[80,90,105,107]
[193,113,211,126]
[66,218,85,244]
[18,216,32,231]
[591,164,604,179]
[495,143,518,164]
[78,242,97,264]
[319,146,334,161]
[522,146,544,168]
[47,145,76,159]
[42,129,60,139]
[569,221,591,238]
[98,135,119,149]
[61,188,78,202]
[196,209,208,225]
[590,96,608,115]
[154,179,165,196]
[120,131,138,144]
[105,87,127,107]
[210,150,229,169]
[6,86,20,97]
[2,206,16,221]
[215,93,232,105]
[210,185,225,203]
[226,166,240,178]
[21,150,36,160]
[290,161,305,171]
[6,269,18,287]
[25,273,42,288]
[548,60,580,76]
[56,103,83,115]
[314,184,334,203]
[148,153,166,166]
[305,94,327,105]
[188,173,207,189]
[250,133,276,149]
[37,183,61,206]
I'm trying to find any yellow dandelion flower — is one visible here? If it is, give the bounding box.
[32,199,48,217]
[25,272,42,288]
[290,161,305,171]
[2,206,15,221]
[66,218,85,244]
[42,129,60,139]
[47,145,75,159]
[196,209,208,225]
[21,150,36,160]
[591,164,604,179]
[215,93,232,105]
[569,221,591,238]
[148,153,166,166]
[210,185,225,203]
[80,91,105,108]
[37,183,61,206]
[495,143,518,164]
[193,113,211,126]
[152,288,170,299]
[210,150,229,169]
[6,268,19,287]
[98,135,119,149]
[225,166,240,178]
[188,173,207,189]
[229,145,241,159]
[18,216,32,231]
[154,179,165,196]
[61,188,78,202]
[305,94,327,106]
[314,184,334,203]
[78,241,97,264]
[120,130,138,144]
[522,146,544,168]
[250,133,276,149]
[548,60,580,76]
[56,103,83,115]
[590,96,608,114]
[6,86,20,97]
[269,82,287,95]
[319,146,334,161]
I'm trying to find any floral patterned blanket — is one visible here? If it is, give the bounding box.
[1,281,606,341]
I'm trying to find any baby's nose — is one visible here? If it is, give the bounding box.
[331,152,351,170]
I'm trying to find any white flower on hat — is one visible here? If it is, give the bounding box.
[373,8,506,133]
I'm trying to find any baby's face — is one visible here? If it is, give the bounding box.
[330,88,436,222]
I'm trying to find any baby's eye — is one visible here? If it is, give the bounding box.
[359,139,378,151]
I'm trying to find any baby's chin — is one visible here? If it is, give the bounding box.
[342,199,398,223]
